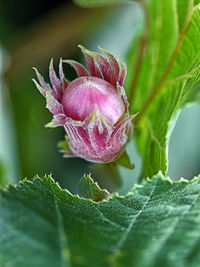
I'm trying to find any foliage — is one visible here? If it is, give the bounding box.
[1,0,200,266]
[79,174,110,201]
[126,0,200,179]
[1,174,200,266]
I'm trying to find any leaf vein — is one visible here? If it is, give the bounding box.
[111,179,158,257]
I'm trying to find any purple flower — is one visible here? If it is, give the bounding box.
[33,46,136,163]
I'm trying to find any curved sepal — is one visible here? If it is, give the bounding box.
[98,46,120,87]
[32,78,46,97]
[49,59,63,101]
[78,45,103,78]
[59,58,68,90]
[62,59,89,77]
[45,91,64,115]
[110,113,138,141]
[78,45,127,88]
[118,58,127,86]
[45,114,67,128]
[33,67,52,91]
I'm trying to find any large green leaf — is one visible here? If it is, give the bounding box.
[125,0,200,178]
[1,174,200,266]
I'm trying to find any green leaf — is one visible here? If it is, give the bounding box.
[126,0,200,179]
[1,174,200,266]
[116,150,134,169]
[73,0,126,7]
[79,174,110,201]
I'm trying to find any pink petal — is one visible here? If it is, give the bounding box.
[32,78,46,97]
[111,114,137,140]
[59,58,68,90]
[49,59,63,101]
[45,114,67,128]
[64,122,82,142]
[79,45,103,78]
[118,59,127,86]
[33,67,52,92]
[46,91,63,115]
[84,109,112,145]
[94,54,112,84]
[117,83,129,110]
[63,59,89,77]
[79,45,95,75]
[99,47,120,86]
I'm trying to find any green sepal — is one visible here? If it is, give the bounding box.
[116,150,134,169]
[57,137,70,151]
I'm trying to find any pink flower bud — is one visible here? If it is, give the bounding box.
[62,76,125,124]
[33,46,136,163]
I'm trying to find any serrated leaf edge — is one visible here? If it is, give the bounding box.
[1,172,200,204]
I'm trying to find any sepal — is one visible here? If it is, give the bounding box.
[59,58,68,90]
[45,114,67,128]
[49,59,63,101]
[116,150,134,169]
[57,137,75,158]
[62,59,89,77]
[32,67,52,93]
[45,91,64,115]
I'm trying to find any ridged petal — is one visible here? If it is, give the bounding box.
[59,58,68,90]
[32,67,52,92]
[64,122,82,142]
[84,108,112,137]
[118,59,127,86]
[117,83,129,111]
[84,109,113,154]
[45,114,67,128]
[78,45,102,78]
[110,114,137,141]
[63,59,89,77]
[46,91,63,115]
[94,54,112,84]
[49,59,63,101]
[99,47,120,86]
[32,78,46,97]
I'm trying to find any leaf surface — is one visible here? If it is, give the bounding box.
[1,175,200,266]
[126,0,200,178]
[79,174,110,201]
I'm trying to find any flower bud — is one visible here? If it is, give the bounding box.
[62,76,125,124]
[33,46,136,163]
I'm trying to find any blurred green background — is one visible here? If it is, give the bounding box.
[0,0,200,194]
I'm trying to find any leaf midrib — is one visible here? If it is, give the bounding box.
[50,184,71,267]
